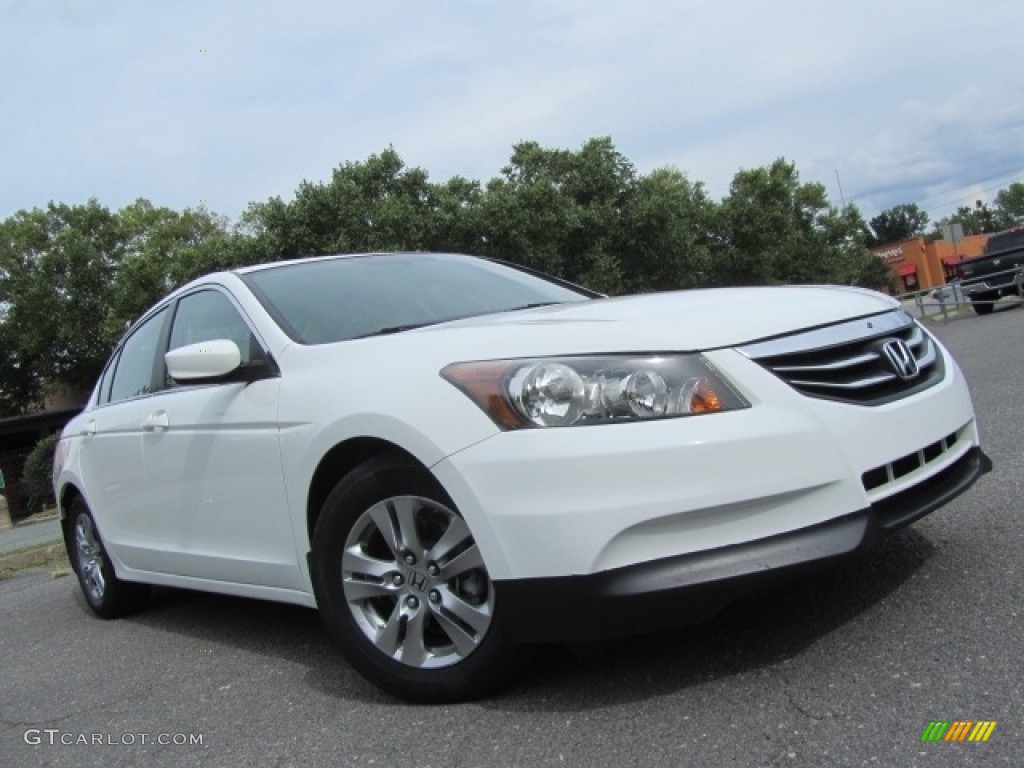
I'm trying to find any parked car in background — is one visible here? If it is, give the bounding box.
[54,252,991,701]
[958,225,1024,314]
[930,282,960,303]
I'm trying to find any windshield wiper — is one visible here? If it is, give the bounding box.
[353,323,435,339]
[500,301,564,313]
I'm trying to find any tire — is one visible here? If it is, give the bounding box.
[68,497,150,619]
[311,452,520,702]
[970,294,995,315]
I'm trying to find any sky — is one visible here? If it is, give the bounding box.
[2,0,1023,228]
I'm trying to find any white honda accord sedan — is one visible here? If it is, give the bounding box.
[54,252,991,702]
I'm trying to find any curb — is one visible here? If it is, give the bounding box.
[13,511,60,527]
[0,496,11,531]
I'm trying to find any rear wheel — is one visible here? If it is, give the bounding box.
[69,497,150,618]
[311,453,520,702]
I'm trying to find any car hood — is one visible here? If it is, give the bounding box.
[404,285,899,356]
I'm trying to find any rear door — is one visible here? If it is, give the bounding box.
[78,306,173,566]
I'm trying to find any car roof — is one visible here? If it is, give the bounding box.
[232,251,452,275]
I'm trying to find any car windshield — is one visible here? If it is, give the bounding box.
[985,227,1024,255]
[239,253,594,344]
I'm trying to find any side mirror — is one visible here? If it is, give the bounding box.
[166,339,242,382]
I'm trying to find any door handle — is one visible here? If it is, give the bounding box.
[143,410,170,432]
[82,420,97,437]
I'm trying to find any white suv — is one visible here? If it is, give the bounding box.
[54,252,991,701]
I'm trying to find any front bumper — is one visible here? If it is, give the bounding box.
[434,345,980,582]
[960,273,1022,296]
[495,447,992,643]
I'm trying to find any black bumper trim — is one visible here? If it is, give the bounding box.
[495,446,992,643]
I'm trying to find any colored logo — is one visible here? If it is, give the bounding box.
[920,720,997,742]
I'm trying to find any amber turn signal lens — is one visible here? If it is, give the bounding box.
[441,362,524,429]
[687,376,723,414]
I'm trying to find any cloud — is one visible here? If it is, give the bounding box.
[1,0,1022,225]
[829,84,1024,218]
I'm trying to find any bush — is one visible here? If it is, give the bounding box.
[21,433,58,513]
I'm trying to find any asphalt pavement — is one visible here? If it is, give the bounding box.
[1,304,1020,767]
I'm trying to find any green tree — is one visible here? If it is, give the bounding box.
[938,200,1001,236]
[479,151,575,278]
[932,184,1024,237]
[868,203,929,245]
[425,176,486,254]
[0,199,232,416]
[242,148,436,260]
[821,203,895,290]
[993,182,1024,227]
[21,433,58,512]
[477,138,637,293]
[104,200,232,338]
[0,201,123,415]
[614,167,715,292]
[712,158,870,287]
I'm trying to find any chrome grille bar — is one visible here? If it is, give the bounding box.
[740,309,944,406]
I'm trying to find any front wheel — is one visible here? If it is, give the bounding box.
[970,293,996,315]
[311,453,520,702]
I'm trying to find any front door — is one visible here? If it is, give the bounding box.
[140,288,300,589]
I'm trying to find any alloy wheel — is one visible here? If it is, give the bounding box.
[74,514,106,603]
[341,495,494,669]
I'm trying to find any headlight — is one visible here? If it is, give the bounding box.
[441,354,749,429]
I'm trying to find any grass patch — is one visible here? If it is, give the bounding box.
[0,542,70,579]
[0,539,63,558]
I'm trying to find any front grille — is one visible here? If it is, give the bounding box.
[740,310,945,406]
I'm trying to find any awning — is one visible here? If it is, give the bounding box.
[898,263,918,276]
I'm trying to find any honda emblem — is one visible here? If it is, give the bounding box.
[881,339,919,380]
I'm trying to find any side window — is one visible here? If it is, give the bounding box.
[95,350,120,405]
[108,308,168,403]
[168,290,254,385]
